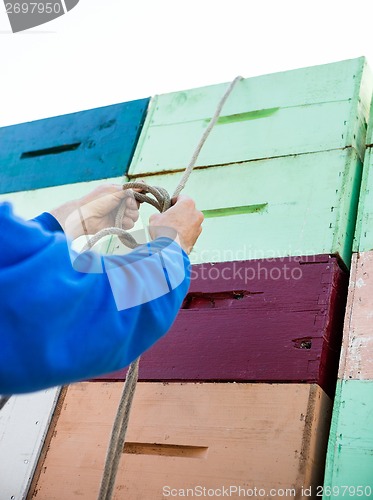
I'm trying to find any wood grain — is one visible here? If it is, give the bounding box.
[95,255,347,398]
[0,99,149,194]
[30,382,332,500]
[129,58,371,176]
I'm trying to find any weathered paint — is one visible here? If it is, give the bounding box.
[0,388,60,500]
[0,99,148,194]
[30,382,332,499]
[95,255,347,398]
[126,149,363,267]
[129,58,371,176]
[323,380,373,497]
[337,251,373,379]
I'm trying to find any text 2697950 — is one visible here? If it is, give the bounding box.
[316,485,372,497]
[5,3,62,14]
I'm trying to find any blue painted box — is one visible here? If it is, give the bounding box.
[0,99,149,194]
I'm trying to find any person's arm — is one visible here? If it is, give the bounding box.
[0,189,203,395]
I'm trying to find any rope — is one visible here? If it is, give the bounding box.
[98,359,139,499]
[86,75,243,500]
[173,75,243,198]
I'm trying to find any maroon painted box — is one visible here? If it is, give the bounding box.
[95,255,348,397]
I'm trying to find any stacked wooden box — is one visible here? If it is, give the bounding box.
[323,90,373,496]
[27,57,372,499]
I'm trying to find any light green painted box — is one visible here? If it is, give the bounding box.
[129,57,371,176]
[354,102,373,251]
[126,149,362,266]
[323,380,373,498]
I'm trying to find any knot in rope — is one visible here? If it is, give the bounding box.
[82,182,172,252]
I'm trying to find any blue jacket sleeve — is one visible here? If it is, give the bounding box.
[32,212,64,233]
[0,202,190,395]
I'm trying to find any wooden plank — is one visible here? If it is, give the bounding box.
[30,382,332,499]
[353,81,373,252]
[95,256,347,398]
[129,58,371,176]
[354,148,373,252]
[337,251,373,379]
[323,380,373,498]
[126,149,362,267]
[0,99,149,194]
[0,388,60,500]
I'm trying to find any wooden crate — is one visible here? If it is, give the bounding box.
[30,382,332,500]
[0,99,149,194]
[123,148,363,267]
[97,255,348,398]
[323,252,373,495]
[129,58,371,176]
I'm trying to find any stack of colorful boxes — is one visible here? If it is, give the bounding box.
[323,88,373,496]
[0,58,372,499]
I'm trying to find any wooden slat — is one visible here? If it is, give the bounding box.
[353,76,373,252]
[354,147,373,252]
[125,149,363,267]
[0,99,149,194]
[30,382,332,499]
[96,256,347,398]
[129,58,371,176]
